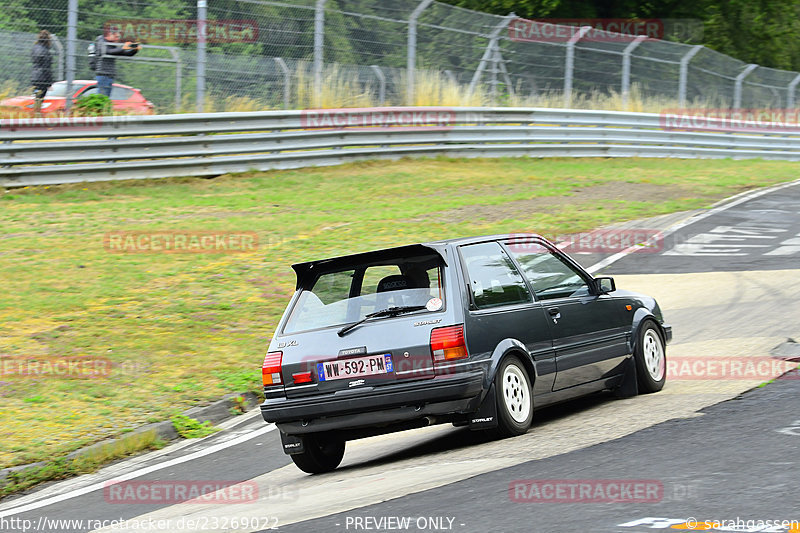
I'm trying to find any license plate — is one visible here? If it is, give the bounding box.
[317,354,393,381]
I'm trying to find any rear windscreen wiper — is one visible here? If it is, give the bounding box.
[337,305,427,337]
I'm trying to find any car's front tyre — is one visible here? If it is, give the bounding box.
[495,355,533,437]
[635,321,666,393]
[290,434,345,474]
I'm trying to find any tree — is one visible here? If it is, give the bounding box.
[441,0,800,70]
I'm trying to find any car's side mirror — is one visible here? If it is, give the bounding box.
[594,276,616,294]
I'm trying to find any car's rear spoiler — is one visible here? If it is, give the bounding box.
[291,243,449,290]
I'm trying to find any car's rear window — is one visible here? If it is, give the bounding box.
[283,254,444,334]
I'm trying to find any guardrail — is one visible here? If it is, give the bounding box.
[2,107,800,187]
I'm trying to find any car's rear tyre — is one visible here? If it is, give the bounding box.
[635,321,666,393]
[290,435,345,474]
[495,355,533,437]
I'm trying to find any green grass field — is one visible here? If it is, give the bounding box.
[1,156,798,471]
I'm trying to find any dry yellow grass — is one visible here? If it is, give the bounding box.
[180,69,713,114]
[511,83,714,113]
[401,70,487,107]
[0,67,725,118]
[0,81,26,119]
[1,68,714,117]
[0,80,22,101]
[296,63,377,109]
[190,94,269,114]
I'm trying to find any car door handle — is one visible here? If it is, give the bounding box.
[548,307,560,316]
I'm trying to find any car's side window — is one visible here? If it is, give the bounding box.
[505,242,590,301]
[110,86,134,101]
[79,86,99,97]
[460,242,531,309]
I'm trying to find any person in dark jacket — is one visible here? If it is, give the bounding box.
[31,30,53,115]
[93,29,140,97]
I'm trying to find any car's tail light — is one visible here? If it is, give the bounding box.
[292,371,313,384]
[431,324,468,362]
[262,351,283,386]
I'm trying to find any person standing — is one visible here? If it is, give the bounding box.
[31,30,53,116]
[92,28,141,97]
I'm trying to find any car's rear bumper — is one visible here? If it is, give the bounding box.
[260,370,485,435]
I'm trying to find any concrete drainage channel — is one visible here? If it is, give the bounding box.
[0,391,263,494]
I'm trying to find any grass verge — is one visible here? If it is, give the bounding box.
[1,156,798,472]
[171,415,220,439]
[0,429,165,498]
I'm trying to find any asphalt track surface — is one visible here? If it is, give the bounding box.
[274,374,800,533]
[607,179,800,275]
[1,180,799,533]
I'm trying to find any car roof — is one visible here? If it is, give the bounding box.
[52,80,138,90]
[291,233,549,289]
[423,233,546,246]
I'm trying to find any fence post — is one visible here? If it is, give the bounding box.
[274,58,291,109]
[172,49,182,112]
[621,35,647,108]
[469,13,516,97]
[51,36,65,81]
[407,0,434,105]
[678,45,702,107]
[196,0,207,112]
[563,26,591,108]
[494,47,515,101]
[371,65,386,106]
[64,0,78,114]
[490,43,499,105]
[314,0,327,108]
[788,74,800,108]
[733,64,758,108]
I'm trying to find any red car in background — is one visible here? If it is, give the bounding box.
[0,80,155,115]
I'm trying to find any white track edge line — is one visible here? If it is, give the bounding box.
[0,424,276,518]
[586,178,800,273]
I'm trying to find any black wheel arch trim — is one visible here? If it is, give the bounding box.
[486,338,538,389]
[630,310,669,354]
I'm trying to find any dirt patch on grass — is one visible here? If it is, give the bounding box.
[410,182,692,223]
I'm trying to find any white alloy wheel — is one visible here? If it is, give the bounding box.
[642,328,665,381]
[502,363,531,424]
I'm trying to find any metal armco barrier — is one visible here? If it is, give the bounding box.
[2,107,800,187]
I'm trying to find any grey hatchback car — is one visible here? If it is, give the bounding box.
[260,233,671,473]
